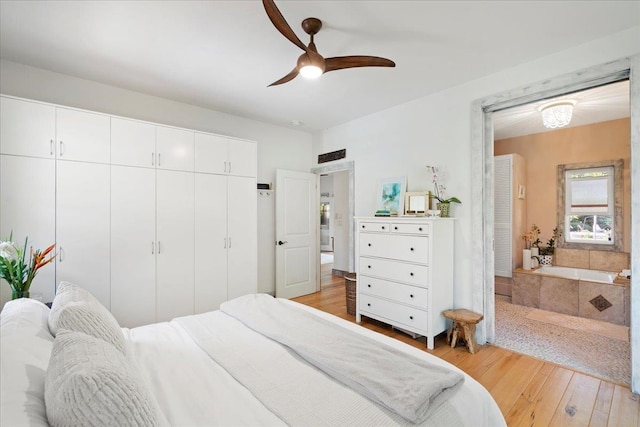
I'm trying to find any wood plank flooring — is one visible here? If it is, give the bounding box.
[293,274,640,426]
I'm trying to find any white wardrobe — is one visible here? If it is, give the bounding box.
[494,154,527,279]
[0,95,257,327]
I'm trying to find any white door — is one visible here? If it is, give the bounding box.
[56,107,110,164]
[194,173,228,313]
[0,97,56,158]
[56,161,111,307]
[111,166,157,327]
[227,176,257,300]
[111,117,156,168]
[275,169,318,299]
[0,155,56,305]
[156,169,194,321]
[156,126,194,172]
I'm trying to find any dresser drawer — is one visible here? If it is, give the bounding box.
[390,222,429,235]
[359,257,428,287]
[359,233,428,264]
[359,275,428,308]
[359,294,428,332]
[359,221,390,233]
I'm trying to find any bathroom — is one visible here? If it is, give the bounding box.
[492,80,632,326]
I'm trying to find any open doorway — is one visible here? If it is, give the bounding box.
[470,56,639,393]
[491,80,631,385]
[312,161,355,289]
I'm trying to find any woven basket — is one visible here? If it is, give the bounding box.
[344,273,357,315]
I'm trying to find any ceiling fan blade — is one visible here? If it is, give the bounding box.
[268,68,299,87]
[262,0,308,52]
[324,56,396,73]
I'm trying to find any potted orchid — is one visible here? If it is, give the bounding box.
[0,233,55,300]
[428,166,461,217]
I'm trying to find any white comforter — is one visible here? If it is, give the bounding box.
[124,298,505,427]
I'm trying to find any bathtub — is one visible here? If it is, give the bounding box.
[532,265,616,284]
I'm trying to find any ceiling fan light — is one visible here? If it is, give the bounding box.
[540,101,575,129]
[299,65,323,79]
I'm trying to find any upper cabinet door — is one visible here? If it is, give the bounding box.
[111,118,156,168]
[228,139,257,178]
[56,107,110,164]
[0,97,56,158]
[194,133,228,174]
[156,126,194,172]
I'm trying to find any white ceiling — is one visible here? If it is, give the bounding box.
[0,1,638,133]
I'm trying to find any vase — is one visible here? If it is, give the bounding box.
[540,255,553,266]
[11,290,29,300]
[437,202,450,218]
[522,249,532,270]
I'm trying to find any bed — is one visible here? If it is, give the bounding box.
[1,282,506,426]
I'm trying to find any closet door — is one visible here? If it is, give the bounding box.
[494,155,512,278]
[194,173,228,313]
[56,108,110,164]
[0,97,56,158]
[56,161,111,307]
[111,166,156,327]
[156,126,194,172]
[228,139,257,178]
[111,118,156,168]
[156,170,194,321]
[227,176,257,300]
[194,133,228,174]
[0,155,56,305]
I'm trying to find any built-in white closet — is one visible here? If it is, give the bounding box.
[494,154,527,279]
[0,95,257,326]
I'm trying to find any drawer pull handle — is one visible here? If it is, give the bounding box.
[410,247,414,251]
[410,294,414,298]
[368,243,371,247]
[381,226,385,230]
[367,284,371,288]
[362,225,365,229]
[394,226,398,230]
[410,272,414,276]
[409,315,414,320]
[368,265,371,269]
[367,303,371,307]
[419,227,423,231]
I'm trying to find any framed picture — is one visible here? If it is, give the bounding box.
[404,191,431,216]
[376,176,406,215]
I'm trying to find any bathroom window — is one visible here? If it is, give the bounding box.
[557,159,623,251]
[564,167,614,245]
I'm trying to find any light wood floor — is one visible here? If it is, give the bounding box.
[294,272,640,427]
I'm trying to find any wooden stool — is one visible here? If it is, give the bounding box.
[442,309,484,354]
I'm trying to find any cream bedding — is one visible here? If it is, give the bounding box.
[125,298,506,427]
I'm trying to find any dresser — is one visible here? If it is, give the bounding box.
[355,217,454,349]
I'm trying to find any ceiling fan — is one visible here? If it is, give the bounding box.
[262,0,396,87]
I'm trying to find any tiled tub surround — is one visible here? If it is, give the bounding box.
[513,267,630,326]
[554,248,630,272]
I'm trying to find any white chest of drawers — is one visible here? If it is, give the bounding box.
[355,217,454,349]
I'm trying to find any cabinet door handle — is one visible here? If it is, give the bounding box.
[157,241,161,254]
[50,140,54,156]
[228,161,231,173]
[158,153,161,167]
[151,242,155,254]
[151,152,155,166]
[228,238,231,248]
[58,247,65,262]
[224,161,227,173]
[224,237,227,248]
[59,141,65,156]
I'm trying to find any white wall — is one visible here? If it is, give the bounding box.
[0,59,313,294]
[312,27,640,310]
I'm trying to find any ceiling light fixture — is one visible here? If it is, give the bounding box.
[539,101,576,129]
[299,64,323,79]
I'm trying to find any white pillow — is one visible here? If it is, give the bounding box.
[0,298,54,427]
[45,329,162,427]
[49,282,127,354]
